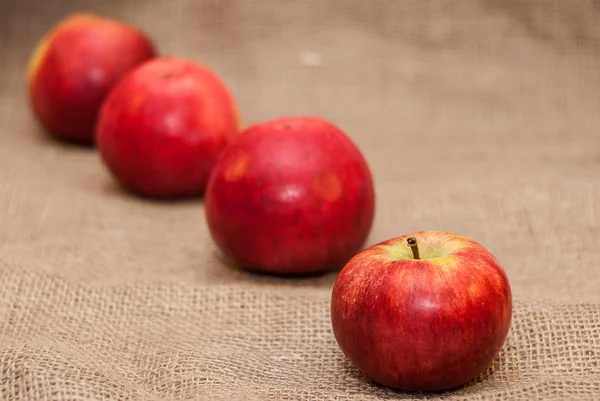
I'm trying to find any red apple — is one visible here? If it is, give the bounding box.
[330,231,512,392]
[27,13,157,144]
[96,56,240,198]
[204,116,375,275]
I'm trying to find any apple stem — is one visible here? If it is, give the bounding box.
[407,237,420,260]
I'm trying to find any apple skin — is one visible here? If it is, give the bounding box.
[96,56,240,199]
[27,13,157,144]
[330,231,512,392]
[204,116,375,275]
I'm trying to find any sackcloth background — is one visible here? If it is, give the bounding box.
[1,0,600,399]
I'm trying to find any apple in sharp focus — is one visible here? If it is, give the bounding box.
[96,56,241,199]
[204,116,375,275]
[28,13,157,144]
[330,231,512,392]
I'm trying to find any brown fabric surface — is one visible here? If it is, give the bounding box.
[1,0,600,399]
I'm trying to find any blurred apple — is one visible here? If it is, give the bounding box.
[28,13,157,144]
[96,56,240,198]
[204,116,375,275]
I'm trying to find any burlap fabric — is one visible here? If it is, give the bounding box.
[1,0,599,399]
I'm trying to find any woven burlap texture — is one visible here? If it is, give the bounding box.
[1,0,599,399]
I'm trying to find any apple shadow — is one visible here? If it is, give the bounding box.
[203,231,383,288]
[341,344,510,398]
[101,177,205,206]
[346,369,492,399]
[210,249,340,288]
[29,120,97,151]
